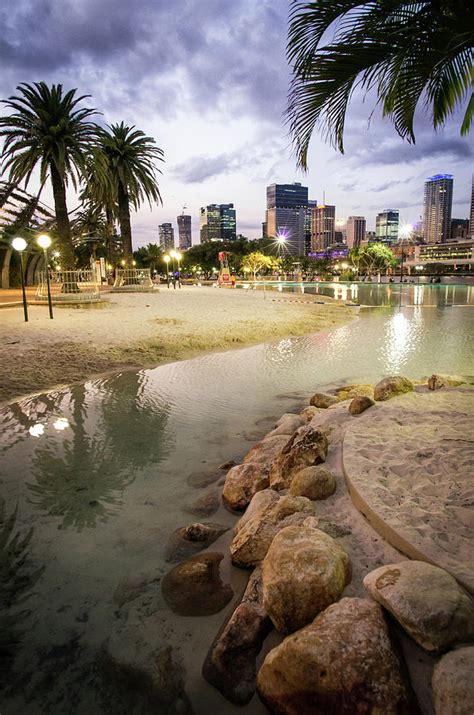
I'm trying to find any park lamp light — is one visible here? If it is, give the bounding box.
[12,237,29,323]
[37,233,53,319]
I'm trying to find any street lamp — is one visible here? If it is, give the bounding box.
[12,237,28,322]
[37,233,53,319]
[176,251,182,282]
[164,255,170,287]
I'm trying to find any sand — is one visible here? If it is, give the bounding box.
[0,286,355,405]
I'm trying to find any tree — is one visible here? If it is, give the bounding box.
[0,82,99,268]
[287,1,473,168]
[241,251,278,280]
[96,123,164,265]
[133,243,163,273]
[350,243,396,278]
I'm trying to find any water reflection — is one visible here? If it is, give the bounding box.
[19,373,172,531]
[380,309,424,373]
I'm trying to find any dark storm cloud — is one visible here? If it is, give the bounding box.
[173,152,242,183]
[348,130,472,167]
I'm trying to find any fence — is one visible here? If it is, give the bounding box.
[112,268,154,292]
[35,270,102,303]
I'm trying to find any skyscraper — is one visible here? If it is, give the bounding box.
[200,204,236,242]
[158,222,175,251]
[311,204,335,251]
[375,210,399,243]
[346,216,366,249]
[423,174,453,243]
[177,214,192,250]
[266,182,309,255]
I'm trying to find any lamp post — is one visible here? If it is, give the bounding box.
[12,237,28,322]
[37,234,53,319]
[176,251,182,287]
[164,255,170,288]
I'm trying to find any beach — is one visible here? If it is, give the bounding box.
[0,286,355,405]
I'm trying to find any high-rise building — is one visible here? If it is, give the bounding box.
[266,182,309,255]
[304,199,317,255]
[158,222,175,251]
[375,210,399,243]
[450,219,469,240]
[177,214,192,250]
[346,216,366,249]
[423,174,453,243]
[200,204,236,242]
[311,204,335,251]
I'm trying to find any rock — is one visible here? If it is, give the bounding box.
[432,646,474,715]
[234,489,280,534]
[257,597,413,715]
[230,495,317,568]
[113,572,160,608]
[262,526,350,633]
[309,392,338,409]
[427,373,463,391]
[349,395,375,415]
[243,435,289,466]
[183,490,219,517]
[299,405,320,421]
[162,552,233,616]
[218,458,237,469]
[267,413,306,437]
[165,522,229,562]
[269,425,329,491]
[222,463,269,512]
[289,466,336,500]
[373,375,414,401]
[318,520,352,538]
[186,469,221,488]
[202,566,273,705]
[335,383,375,400]
[363,561,474,651]
[101,638,192,713]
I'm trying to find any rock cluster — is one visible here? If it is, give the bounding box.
[432,647,474,715]
[269,425,328,490]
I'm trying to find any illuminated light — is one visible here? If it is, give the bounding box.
[132,260,136,266]
[53,417,69,431]
[170,250,178,259]
[29,423,45,437]
[341,262,348,269]
[53,250,60,258]
[37,234,52,249]
[121,259,126,266]
[275,232,287,245]
[399,223,413,240]
[12,237,27,252]
[164,256,170,264]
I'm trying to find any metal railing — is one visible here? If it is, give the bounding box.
[35,270,102,303]
[112,268,154,291]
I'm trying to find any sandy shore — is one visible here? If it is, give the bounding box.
[0,286,355,405]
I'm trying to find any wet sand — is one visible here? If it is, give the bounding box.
[0,286,355,405]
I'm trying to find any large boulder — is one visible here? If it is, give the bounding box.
[164,522,229,562]
[289,466,336,500]
[222,462,269,511]
[267,413,306,437]
[309,392,338,409]
[243,435,289,466]
[257,597,414,715]
[234,489,280,534]
[373,375,413,401]
[335,383,375,400]
[268,425,329,491]
[432,646,474,715]
[230,496,317,568]
[364,561,474,651]
[202,566,273,705]
[262,526,350,633]
[348,395,375,415]
[162,552,233,616]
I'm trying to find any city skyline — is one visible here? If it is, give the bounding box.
[1,0,472,247]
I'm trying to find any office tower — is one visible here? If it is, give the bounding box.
[311,204,335,251]
[450,219,469,240]
[375,210,399,243]
[423,174,453,243]
[266,182,309,255]
[304,199,317,255]
[158,222,175,251]
[177,214,192,250]
[346,216,366,249]
[200,204,236,242]
[470,175,474,237]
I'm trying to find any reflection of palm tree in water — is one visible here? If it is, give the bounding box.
[27,373,171,531]
[0,500,44,689]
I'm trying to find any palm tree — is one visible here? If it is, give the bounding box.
[287,1,473,168]
[0,82,99,268]
[79,150,119,267]
[96,122,164,265]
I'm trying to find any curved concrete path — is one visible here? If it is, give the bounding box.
[342,387,474,593]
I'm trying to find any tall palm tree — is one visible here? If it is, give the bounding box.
[96,122,164,265]
[287,1,473,168]
[0,82,99,268]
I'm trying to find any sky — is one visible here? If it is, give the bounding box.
[1,0,472,247]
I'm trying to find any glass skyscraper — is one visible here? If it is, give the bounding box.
[177,214,192,250]
[311,205,335,251]
[375,210,399,243]
[158,222,175,251]
[200,204,236,242]
[423,174,453,243]
[266,182,309,255]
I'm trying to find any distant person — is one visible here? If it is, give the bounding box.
[174,270,181,289]
[231,273,236,288]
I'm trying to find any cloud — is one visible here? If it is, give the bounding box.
[173,152,241,184]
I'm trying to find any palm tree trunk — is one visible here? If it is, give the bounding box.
[117,182,133,265]
[105,207,116,267]
[50,162,75,271]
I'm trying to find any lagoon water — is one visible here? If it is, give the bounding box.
[1,285,473,712]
